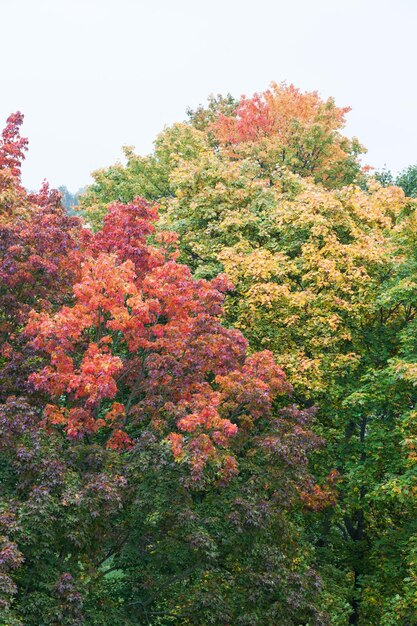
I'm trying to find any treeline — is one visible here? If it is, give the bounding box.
[57,186,85,216]
[375,165,417,197]
[1,84,417,625]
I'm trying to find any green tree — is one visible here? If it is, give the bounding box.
[79,85,417,624]
[396,164,417,198]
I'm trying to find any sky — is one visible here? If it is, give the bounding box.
[1,0,416,191]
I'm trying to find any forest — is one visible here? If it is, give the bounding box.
[1,83,417,625]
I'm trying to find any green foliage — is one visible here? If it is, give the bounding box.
[396,164,417,198]
[79,85,417,624]
[374,166,394,187]
[375,164,417,198]
[5,82,417,624]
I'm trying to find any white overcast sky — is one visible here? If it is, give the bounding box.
[1,0,416,191]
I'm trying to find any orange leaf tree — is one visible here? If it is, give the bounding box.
[1,114,329,625]
[26,197,306,482]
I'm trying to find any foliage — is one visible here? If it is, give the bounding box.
[80,83,366,230]
[5,78,417,624]
[0,112,328,625]
[206,82,366,189]
[375,163,417,198]
[395,164,417,199]
[79,83,417,624]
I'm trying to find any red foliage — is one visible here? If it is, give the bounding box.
[300,469,340,511]
[213,93,274,144]
[213,83,350,147]
[91,198,166,275]
[0,113,324,493]
[0,114,89,401]
[0,111,28,179]
[25,198,296,478]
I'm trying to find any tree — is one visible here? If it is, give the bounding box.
[210,82,366,188]
[374,164,417,199]
[0,113,89,401]
[157,147,412,623]
[395,164,417,198]
[21,200,329,624]
[0,113,328,625]
[78,84,417,623]
[349,204,417,624]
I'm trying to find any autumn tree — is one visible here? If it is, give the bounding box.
[0,113,328,625]
[156,145,411,623]
[0,113,89,401]
[209,82,365,188]
[23,198,331,624]
[78,84,417,624]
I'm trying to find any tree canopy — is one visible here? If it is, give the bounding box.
[2,82,417,624]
